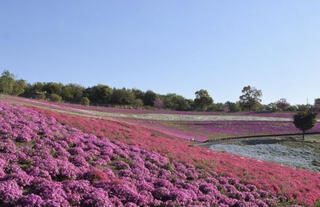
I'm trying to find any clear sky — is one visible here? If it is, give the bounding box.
[1,1,319,105]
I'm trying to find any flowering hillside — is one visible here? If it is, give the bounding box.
[0,102,299,206]
[120,119,320,141]
[31,106,320,206]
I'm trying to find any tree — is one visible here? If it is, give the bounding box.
[293,111,317,140]
[43,82,63,96]
[48,93,62,102]
[276,98,290,111]
[84,85,112,105]
[207,103,224,112]
[132,98,144,108]
[225,101,241,112]
[0,70,15,94]
[80,97,90,106]
[164,93,191,111]
[297,104,311,112]
[61,84,84,103]
[132,89,145,101]
[239,86,262,111]
[110,88,135,105]
[143,90,157,106]
[12,79,27,96]
[194,89,213,111]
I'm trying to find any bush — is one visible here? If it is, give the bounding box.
[48,93,62,102]
[80,97,90,106]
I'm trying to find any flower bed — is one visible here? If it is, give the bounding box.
[0,102,298,206]
[117,118,320,141]
[31,106,320,206]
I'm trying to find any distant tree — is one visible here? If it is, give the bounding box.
[194,89,213,111]
[84,84,112,105]
[48,93,62,102]
[207,103,224,112]
[61,84,84,103]
[111,88,135,105]
[164,93,191,111]
[297,104,312,112]
[132,89,145,101]
[80,97,90,106]
[12,79,27,96]
[276,98,290,111]
[34,91,46,100]
[287,105,298,112]
[239,85,262,111]
[22,82,45,99]
[132,98,144,108]
[0,70,15,94]
[293,111,317,140]
[143,90,157,106]
[225,101,241,112]
[43,82,63,96]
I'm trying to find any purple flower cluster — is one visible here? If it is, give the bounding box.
[0,102,296,206]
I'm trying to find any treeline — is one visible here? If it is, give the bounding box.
[0,70,319,113]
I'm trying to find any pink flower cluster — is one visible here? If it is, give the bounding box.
[0,102,295,206]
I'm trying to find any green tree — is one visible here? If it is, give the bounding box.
[164,93,191,111]
[132,98,144,108]
[0,70,15,94]
[23,82,46,99]
[293,111,317,140]
[48,93,62,102]
[239,86,262,111]
[297,104,311,112]
[80,97,90,106]
[43,82,63,96]
[61,84,84,103]
[84,84,113,105]
[12,79,27,96]
[132,89,145,101]
[225,101,241,112]
[143,90,157,106]
[194,89,213,111]
[110,88,135,105]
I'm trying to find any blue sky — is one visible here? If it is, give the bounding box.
[1,1,319,104]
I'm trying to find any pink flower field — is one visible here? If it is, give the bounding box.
[0,101,310,206]
[119,119,320,142]
[28,103,320,206]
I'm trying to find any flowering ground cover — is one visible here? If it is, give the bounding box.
[117,118,320,141]
[30,106,320,206]
[0,101,302,206]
